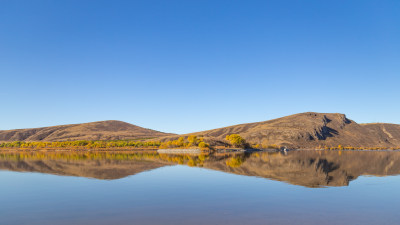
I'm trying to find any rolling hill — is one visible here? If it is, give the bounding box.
[0,120,172,142]
[162,112,400,148]
[1,113,400,148]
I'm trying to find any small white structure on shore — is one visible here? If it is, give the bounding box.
[157,148,201,154]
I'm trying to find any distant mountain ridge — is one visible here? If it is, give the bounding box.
[0,120,172,141]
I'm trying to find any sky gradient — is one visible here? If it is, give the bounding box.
[1,0,399,134]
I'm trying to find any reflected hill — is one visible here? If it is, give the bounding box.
[1,150,400,187]
[204,151,400,187]
[0,151,168,179]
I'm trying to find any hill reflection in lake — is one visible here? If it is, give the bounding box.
[1,150,400,225]
[1,150,400,187]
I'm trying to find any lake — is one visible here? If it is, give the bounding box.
[1,150,400,225]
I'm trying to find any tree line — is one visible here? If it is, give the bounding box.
[2,134,394,150]
[0,135,210,149]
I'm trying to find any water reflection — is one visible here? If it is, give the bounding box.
[1,150,400,187]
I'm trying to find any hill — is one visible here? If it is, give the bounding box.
[162,112,400,148]
[0,120,172,142]
[1,113,400,148]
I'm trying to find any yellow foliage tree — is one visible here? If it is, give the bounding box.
[198,142,208,148]
[225,134,246,148]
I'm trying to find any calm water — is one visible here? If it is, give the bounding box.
[1,150,400,225]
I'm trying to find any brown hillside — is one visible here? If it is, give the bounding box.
[0,120,172,142]
[162,112,400,148]
[2,113,400,148]
[361,123,400,146]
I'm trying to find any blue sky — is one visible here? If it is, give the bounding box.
[1,0,399,134]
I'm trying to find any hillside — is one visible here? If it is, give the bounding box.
[1,113,400,148]
[0,120,172,142]
[162,112,400,148]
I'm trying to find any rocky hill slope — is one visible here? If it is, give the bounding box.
[164,112,400,148]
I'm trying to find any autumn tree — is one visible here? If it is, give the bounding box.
[198,142,208,148]
[187,135,198,147]
[225,134,246,148]
[177,137,185,147]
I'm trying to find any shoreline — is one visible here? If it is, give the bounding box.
[0,147,399,153]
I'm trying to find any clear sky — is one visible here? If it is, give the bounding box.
[1,0,399,134]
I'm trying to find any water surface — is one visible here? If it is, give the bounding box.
[1,150,399,225]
